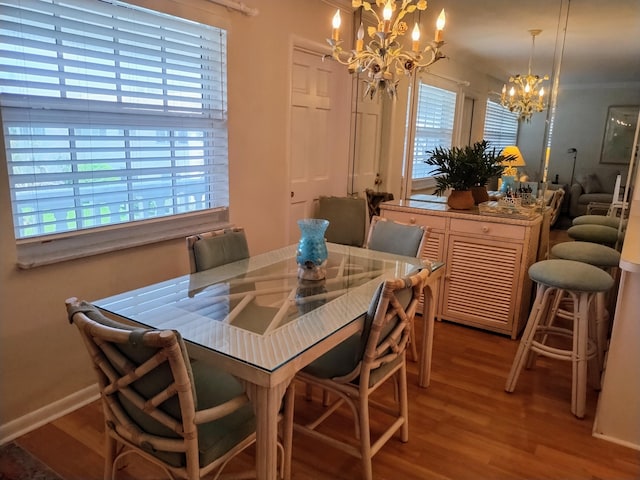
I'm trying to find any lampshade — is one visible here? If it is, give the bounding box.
[502,146,526,167]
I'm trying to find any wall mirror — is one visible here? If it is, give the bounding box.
[347,0,640,204]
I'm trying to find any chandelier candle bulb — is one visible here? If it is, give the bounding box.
[357,22,364,51]
[412,23,420,52]
[383,1,392,32]
[332,10,340,41]
[435,9,445,42]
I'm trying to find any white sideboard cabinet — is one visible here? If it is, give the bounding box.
[380,199,543,338]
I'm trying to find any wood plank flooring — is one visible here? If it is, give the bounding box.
[13,316,640,480]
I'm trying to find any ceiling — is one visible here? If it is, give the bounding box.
[421,0,640,86]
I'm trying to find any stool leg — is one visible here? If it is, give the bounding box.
[506,284,553,392]
[526,288,562,369]
[572,292,591,419]
[587,295,603,391]
[594,291,608,372]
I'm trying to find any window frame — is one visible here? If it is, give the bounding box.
[406,78,460,191]
[1,0,232,268]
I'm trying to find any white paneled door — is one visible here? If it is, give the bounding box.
[288,47,349,244]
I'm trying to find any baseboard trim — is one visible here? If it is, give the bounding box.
[592,431,640,451]
[0,384,99,445]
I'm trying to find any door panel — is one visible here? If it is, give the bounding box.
[288,48,349,244]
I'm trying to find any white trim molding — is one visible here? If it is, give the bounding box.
[0,385,99,445]
[206,0,258,16]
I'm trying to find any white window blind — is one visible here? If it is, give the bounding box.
[0,0,229,241]
[483,99,519,151]
[411,82,457,179]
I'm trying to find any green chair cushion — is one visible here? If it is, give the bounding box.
[317,196,368,247]
[529,259,614,293]
[303,279,412,385]
[193,230,249,271]
[120,362,255,468]
[368,220,424,257]
[572,215,624,229]
[551,241,620,268]
[567,224,623,245]
[191,363,256,468]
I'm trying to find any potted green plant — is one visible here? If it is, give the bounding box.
[468,140,517,204]
[424,140,516,208]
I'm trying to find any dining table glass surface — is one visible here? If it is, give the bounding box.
[94,243,443,374]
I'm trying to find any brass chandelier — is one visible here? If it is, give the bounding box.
[501,29,549,122]
[329,0,446,99]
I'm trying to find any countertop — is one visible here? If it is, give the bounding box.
[381,198,544,227]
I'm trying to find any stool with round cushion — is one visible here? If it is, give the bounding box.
[550,242,621,369]
[572,215,625,230]
[567,224,623,247]
[505,259,614,418]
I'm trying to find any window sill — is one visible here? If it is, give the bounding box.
[16,209,230,269]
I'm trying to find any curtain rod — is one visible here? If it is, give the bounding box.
[206,0,258,16]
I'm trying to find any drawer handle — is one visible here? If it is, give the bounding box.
[409,217,416,224]
[481,225,489,233]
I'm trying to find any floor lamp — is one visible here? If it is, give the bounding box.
[568,147,577,185]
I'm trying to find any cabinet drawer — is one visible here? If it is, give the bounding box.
[381,209,447,231]
[450,218,525,240]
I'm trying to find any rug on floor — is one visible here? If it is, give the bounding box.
[0,442,63,480]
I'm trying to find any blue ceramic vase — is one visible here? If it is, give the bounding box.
[296,218,329,280]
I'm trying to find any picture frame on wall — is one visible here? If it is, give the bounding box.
[600,105,639,165]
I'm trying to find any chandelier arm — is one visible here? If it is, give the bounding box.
[361,2,382,29]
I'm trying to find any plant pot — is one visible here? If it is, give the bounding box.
[471,185,489,205]
[447,189,475,210]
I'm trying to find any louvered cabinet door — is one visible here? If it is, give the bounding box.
[441,235,523,335]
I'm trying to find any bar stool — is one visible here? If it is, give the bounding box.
[567,224,622,247]
[571,215,625,230]
[550,242,621,369]
[505,259,614,418]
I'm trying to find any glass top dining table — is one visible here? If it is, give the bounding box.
[95,242,441,373]
[93,242,444,480]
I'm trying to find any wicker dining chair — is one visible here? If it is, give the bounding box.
[66,298,293,480]
[186,227,250,273]
[365,215,429,360]
[293,268,430,480]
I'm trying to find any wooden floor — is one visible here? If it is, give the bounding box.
[13,318,640,480]
[11,222,640,479]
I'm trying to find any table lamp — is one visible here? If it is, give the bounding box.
[500,146,526,193]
